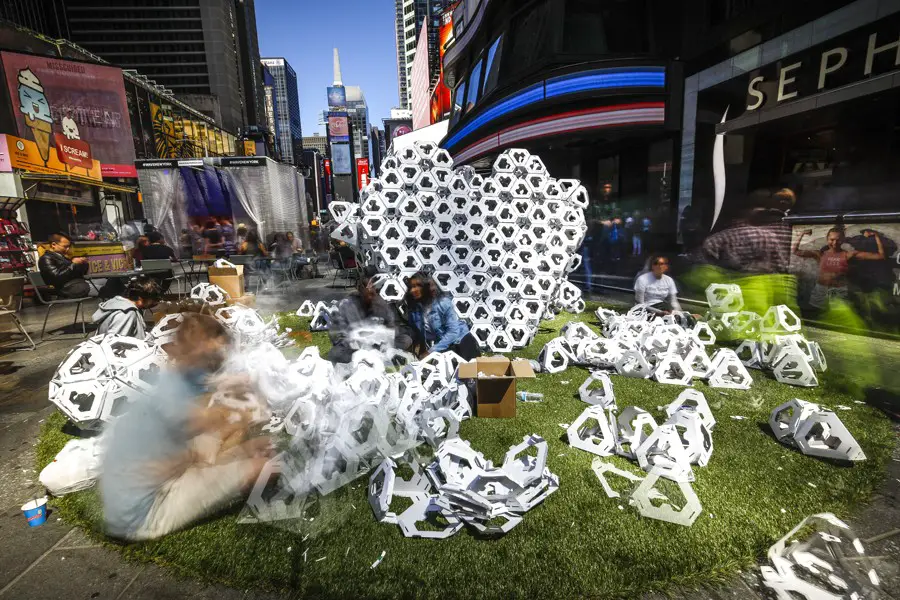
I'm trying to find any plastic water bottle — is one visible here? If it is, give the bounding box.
[528,359,542,373]
[517,391,544,402]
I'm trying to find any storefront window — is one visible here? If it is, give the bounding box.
[563,0,649,55]
[482,36,502,97]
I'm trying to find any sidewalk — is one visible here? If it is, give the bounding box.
[0,283,897,599]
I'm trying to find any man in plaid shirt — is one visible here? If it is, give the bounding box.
[701,189,794,274]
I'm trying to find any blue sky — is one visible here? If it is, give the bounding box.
[255,0,399,137]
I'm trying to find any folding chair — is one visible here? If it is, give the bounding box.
[139,259,184,298]
[330,252,360,288]
[27,271,89,341]
[0,277,35,350]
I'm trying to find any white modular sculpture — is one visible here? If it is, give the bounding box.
[769,399,865,462]
[329,145,589,350]
[49,334,166,430]
[190,282,229,306]
[370,435,559,539]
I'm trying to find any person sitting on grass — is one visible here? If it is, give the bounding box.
[100,314,274,541]
[634,254,681,313]
[405,271,481,360]
[328,266,413,363]
[92,276,161,338]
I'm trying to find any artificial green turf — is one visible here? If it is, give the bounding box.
[36,305,896,599]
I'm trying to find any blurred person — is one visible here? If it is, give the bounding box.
[220,218,236,255]
[634,254,681,313]
[179,229,192,257]
[141,231,177,261]
[239,230,268,256]
[92,275,161,338]
[286,231,302,253]
[100,314,273,541]
[702,188,793,274]
[794,226,885,309]
[38,232,90,298]
[202,220,224,255]
[236,224,248,249]
[271,232,293,260]
[327,266,413,363]
[405,271,480,360]
[131,235,150,266]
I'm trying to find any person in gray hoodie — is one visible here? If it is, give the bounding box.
[93,276,161,338]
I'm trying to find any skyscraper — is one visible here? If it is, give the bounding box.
[394,0,450,110]
[31,0,267,133]
[261,57,303,165]
[345,86,370,162]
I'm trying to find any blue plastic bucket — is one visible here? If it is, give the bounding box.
[21,498,48,527]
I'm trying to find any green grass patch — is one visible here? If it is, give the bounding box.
[37,305,895,599]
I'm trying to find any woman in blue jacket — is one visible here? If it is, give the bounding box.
[405,271,481,360]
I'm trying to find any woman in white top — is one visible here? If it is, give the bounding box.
[633,255,681,312]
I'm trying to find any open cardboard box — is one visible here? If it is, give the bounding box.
[208,263,245,299]
[457,356,535,418]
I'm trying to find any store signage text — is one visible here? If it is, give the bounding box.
[747,28,900,111]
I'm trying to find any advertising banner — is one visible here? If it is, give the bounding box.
[243,140,256,156]
[327,85,347,108]
[0,51,137,178]
[430,5,456,123]
[2,133,102,180]
[150,102,176,159]
[790,223,900,330]
[356,158,370,189]
[327,112,350,142]
[331,143,351,175]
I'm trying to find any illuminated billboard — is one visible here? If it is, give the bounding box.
[327,112,350,142]
[327,85,347,108]
[0,51,137,178]
[430,5,456,124]
[330,143,351,175]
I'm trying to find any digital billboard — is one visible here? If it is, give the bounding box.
[356,158,370,190]
[430,5,456,123]
[0,51,137,178]
[330,143,351,175]
[327,85,347,108]
[327,112,350,142]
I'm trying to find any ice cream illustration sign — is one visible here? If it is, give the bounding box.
[14,67,95,174]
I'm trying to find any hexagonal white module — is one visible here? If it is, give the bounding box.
[761,304,802,333]
[631,467,702,527]
[705,283,744,314]
[666,409,714,467]
[578,372,615,408]
[707,349,753,389]
[769,398,819,442]
[692,321,716,345]
[793,409,866,462]
[666,389,716,431]
[771,349,819,387]
[567,405,616,457]
[538,340,570,373]
[190,282,229,306]
[379,277,407,302]
[486,330,514,353]
[634,423,695,482]
[615,406,657,459]
[614,349,653,379]
[653,353,693,385]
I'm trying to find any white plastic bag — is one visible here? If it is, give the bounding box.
[39,436,105,496]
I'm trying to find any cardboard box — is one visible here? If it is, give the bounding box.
[227,294,256,308]
[208,264,245,299]
[457,356,536,418]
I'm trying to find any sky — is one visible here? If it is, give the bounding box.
[255,0,400,138]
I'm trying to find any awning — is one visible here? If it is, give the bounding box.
[19,172,138,194]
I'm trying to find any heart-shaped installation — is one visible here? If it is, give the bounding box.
[329,144,588,350]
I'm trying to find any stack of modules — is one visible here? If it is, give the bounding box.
[328,144,589,351]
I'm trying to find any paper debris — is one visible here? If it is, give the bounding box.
[316,556,326,562]
[730,415,747,420]
[807,482,817,488]
[835,405,851,411]
[371,550,386,569]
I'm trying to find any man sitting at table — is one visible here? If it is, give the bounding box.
[93,275,161,338]
[38,233,90,299]
[139,231,178,292]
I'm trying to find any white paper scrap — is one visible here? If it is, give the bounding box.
[371,550,386,569]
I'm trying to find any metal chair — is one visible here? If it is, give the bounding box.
[0,277,35,350]
[139,259,184,298]
[27,271,89,341]
[330,251,360,288]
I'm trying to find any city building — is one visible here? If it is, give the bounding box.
[15,0,268,134]
[260,63,281,159]
[439,0,685,280]
[384,108,413,149]
[345,86,370,162]
[234,0,267,131]
[394,0,451,109]
[303,135,328,155]
[261,57,303,165]
[0,0,69,38]
[410,20,431,129]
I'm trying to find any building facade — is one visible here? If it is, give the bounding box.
[31,0,266,134]
[0,0,69,39]
[345,86,370,162]
[303,134,328,155]
[394,0,451,110]
[261,57,303,165]
[234,0,267,130]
